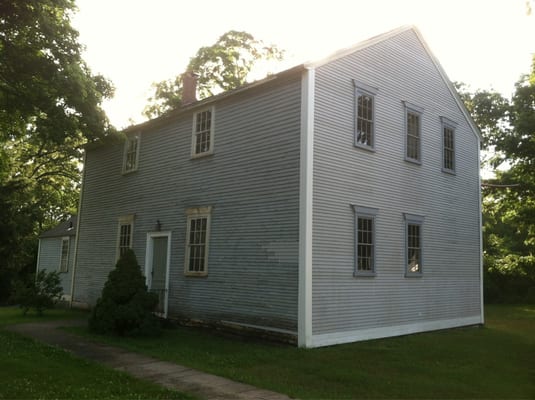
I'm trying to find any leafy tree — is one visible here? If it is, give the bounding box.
[0,0,114,299]
[455,82,510,151]
[89,250,161,337]
[458,57,535,303]
[0,0,113,144]
[144,75,183,120]
[144,30,284,118]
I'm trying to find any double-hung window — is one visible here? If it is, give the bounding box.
[404,213,425,277]
[403,102,423,163]
[184,206,212,276]
[352,205,378,276]
[59,237,69,273]
[441,117,457,173]
[354,81,378,150]
[123,134,140,173]
[191,108,214,157]
[117,215,134,259]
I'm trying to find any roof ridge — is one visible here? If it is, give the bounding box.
[306,25,415,69]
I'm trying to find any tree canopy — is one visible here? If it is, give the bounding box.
[0,0,113,300]
[459,56,535,302]
[143,30,284,118]
[0,0,113,144]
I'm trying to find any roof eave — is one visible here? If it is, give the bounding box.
[410,27,483,142]
[122,64,306,135]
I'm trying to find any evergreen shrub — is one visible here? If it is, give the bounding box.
[88,249,161,336]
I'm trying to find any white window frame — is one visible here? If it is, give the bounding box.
[59,237,70,273]
[403,213,425,277]
[441,116,457,174]
[353,80,378,151]
[184,206,212,276]
[351,205,378,277]
[122,133,140,174]
[403,101,424,164]
[116,214,135,260]
[191,107,215,158]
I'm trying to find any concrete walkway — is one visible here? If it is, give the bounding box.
[6,320,292,400]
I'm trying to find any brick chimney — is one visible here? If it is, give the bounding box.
[182,71,197,105]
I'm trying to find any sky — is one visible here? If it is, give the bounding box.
[72,0,535,129]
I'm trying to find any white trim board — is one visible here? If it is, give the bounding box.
[309,315,484,348]
[144,231,172,318]
[298,67,315,348]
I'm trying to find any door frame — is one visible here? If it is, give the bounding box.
[144,231,171,318]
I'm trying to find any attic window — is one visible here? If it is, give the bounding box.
[191,108,214,158]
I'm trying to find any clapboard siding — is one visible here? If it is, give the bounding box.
[311,29,481,335]
[74,27,481,345]
[37,237,75,296]
[75,74,302,331]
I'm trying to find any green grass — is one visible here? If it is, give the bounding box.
[0,305,88,327]
[0,307,194,399]
[70,305,535,399]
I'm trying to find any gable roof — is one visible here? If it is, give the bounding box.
[40,215,77,239]
[306,25,482,142]
[91,25,480,146]
[120,64,306,136]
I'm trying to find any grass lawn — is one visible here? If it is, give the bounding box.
[0,307,194,400]
[71,304,535,399]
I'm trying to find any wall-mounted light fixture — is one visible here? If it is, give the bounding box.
[155,220,162,231]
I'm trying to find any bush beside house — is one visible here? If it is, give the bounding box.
[11,270,63,315]
[88,250,160,336]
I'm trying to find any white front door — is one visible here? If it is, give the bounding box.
[145,232,171,317]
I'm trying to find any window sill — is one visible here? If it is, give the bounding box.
[354,271,376,278]
[122,168,139,175]
[405,272,423,278]
[404,157,421,166]
[184,271,208,277]
[354,143,376,153]
[442,168,456,175]
[191,150,214,160]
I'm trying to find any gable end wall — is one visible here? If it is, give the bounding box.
[310,29,482,344]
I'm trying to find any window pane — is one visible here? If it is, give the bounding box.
[118,223,132,256]
[356,93,373,147]
[406,112,420,160]
[124,136,139,171]
[357,217,374,272]
[443,127,454,170]
[194,111,212,154]
[189,252,195,271]
[60,239,69,272]
[407,223,421,273]
[407,136,418,159]
[187,217,208,272]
